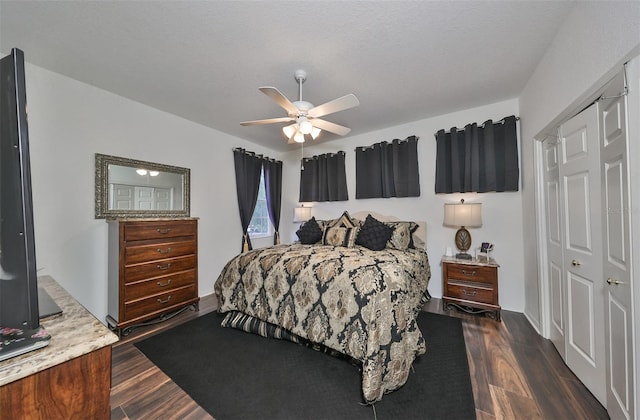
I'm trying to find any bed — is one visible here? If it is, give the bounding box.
[214,211,431,403]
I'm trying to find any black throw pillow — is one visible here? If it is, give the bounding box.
[355,214,394,251]
[296,217,323,244]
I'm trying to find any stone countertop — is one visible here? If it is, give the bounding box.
[441,255,500,267]
[0,276,119,387]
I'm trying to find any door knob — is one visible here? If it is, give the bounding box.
[571,259,581,266]
[606,278,626,285]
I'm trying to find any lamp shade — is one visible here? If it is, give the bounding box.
[443,202,482,228]
[293,206,312,223]
[293,131,305,143]
[282,124,297,138]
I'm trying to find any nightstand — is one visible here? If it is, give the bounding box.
[441,256,501,321]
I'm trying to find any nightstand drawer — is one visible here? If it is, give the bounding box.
[447,264,496,285]
[446,280,494,304]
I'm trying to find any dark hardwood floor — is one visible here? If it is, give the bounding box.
[110,295,608,419]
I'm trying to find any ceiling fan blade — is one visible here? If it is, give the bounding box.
[240,116,293,126]
[259,87,299,115]
[308,94,359,118]
[311,118,351,136]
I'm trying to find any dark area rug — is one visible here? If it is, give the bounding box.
[135,310,476,420]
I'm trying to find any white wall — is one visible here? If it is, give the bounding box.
[281,98,526,311]
[518,1,640,330]
[23,62,285,323]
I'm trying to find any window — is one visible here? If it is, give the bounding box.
[248,171,272,238]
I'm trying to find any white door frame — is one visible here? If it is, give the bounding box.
[624,56,640,420]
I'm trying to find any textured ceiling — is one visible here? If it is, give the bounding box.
[1,1,576,151]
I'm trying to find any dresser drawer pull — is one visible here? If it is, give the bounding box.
[157,279,172,287]
[157,247,172,254]
[157,263,172,271]
[461,269,477,276]
[157,296,172,304]
[156,228,172,234]
[462,289,477,296]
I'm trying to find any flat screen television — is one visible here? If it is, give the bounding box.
[0,48,51,362]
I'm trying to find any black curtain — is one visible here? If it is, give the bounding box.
[263,158,282,245]
[355,135,420,198]
[435,115,519,193]
[233,148,263,252]
[299,152,348,202]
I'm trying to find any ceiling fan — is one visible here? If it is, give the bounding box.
[240,69,359,143]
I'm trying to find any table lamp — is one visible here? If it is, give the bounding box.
[293,205,312,223]
[443,199,482,260]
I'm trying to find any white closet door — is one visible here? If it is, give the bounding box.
[599,71,634,420]
[559,103,606,405]
[542,138,565,355]
[134,187,154,210]
[154,187,171,210]
[111,184,134,210]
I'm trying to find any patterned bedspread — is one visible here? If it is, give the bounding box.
[214,243,431,403]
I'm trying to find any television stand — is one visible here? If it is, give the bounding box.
[0,276,118,418]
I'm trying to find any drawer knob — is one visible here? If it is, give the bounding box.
[462,289,477,296]
[157,247,172,254]
[157,279,172,287]
[157,263,172,271]
[156,228,172,234]
[157,296,172,304]
[461,269,477,276]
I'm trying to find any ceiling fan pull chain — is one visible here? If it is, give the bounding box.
[301,141,304,170]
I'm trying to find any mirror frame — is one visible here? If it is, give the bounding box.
[95,153,191,219]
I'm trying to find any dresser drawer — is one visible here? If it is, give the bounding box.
[124,220,197,241]
[124,285,197,320]
[124,270,196,301]
[446,281,495,304]
[447,264,496,285]
[124,255,196,282]
[125,240,196,264]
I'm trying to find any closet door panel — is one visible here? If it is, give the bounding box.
[564,173,592,252]
[567,272,597,361]
[543,138,565,353]
[550,262,563,336]
[599,71,634,420]
[559,103,606,405]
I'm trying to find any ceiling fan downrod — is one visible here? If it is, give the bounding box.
[295,69,307,103]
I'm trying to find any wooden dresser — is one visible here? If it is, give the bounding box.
[441,256,501,321]
[107,218,199,336]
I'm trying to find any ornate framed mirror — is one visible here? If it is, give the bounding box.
[95,153,190,219]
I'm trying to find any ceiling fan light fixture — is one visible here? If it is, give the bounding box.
[293,131,305,143]
[298,117,313,135]
[311,126,321,139]
[282,124,297,138]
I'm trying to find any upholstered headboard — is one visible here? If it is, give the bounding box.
[351,211,427,249]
